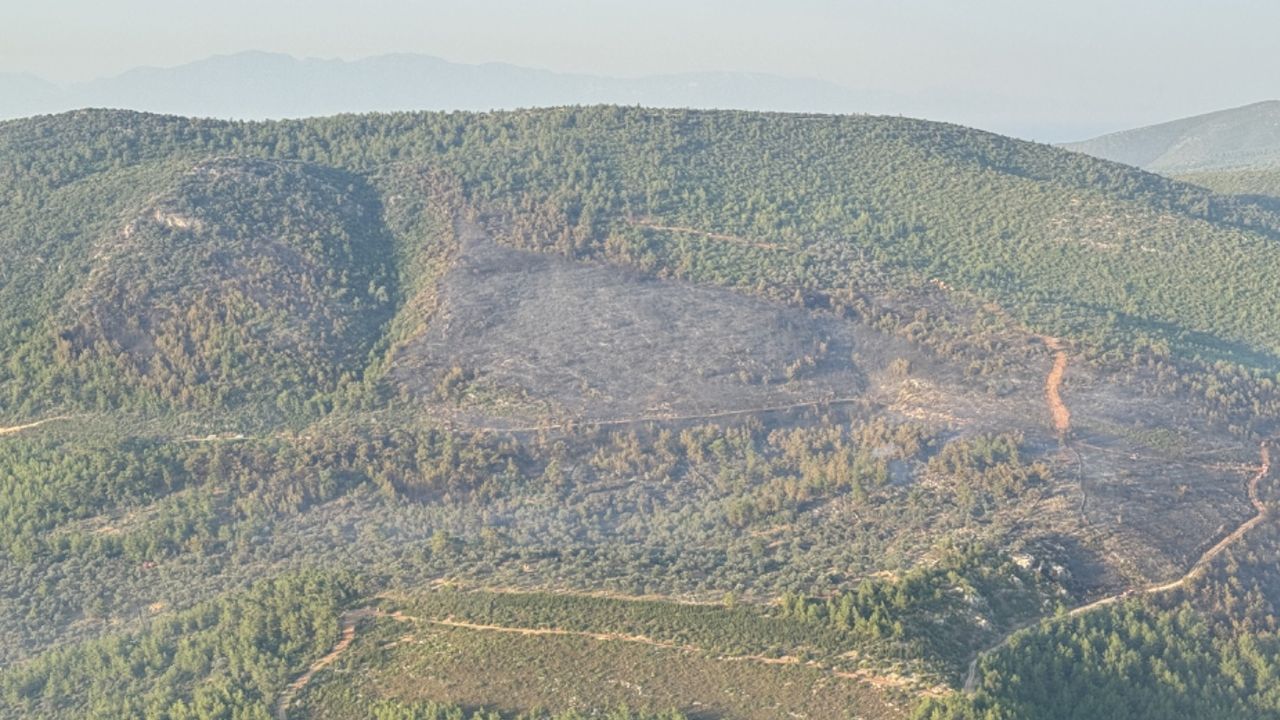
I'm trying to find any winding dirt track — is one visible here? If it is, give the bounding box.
[419,617,700,652]
[0,416,71,436]
[461,395,865,435]
[275,608,382,720]
[274,608,927,718]
[1066,442,1271,614]
[963,442,1270,692]
[961,340,1273,693]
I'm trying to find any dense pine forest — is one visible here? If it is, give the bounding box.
[2,107,1280,719]
[1179,168,1280,201]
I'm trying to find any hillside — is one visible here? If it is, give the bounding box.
[1062,100,1280,173]
[1177,167,1280,200]
[2,107,1280,719]
[57,157,396,412]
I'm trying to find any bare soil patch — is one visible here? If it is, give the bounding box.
[390,222,884,428]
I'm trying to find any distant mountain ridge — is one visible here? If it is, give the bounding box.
[1,51,898,121]
[0,73,63,119]
[1062,100,1280,173]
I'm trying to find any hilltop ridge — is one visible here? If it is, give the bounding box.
[1063,100,1280,172]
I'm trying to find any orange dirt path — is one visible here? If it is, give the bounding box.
[1042,337,1070,436]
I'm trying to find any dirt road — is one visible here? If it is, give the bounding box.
[963,341,1273,693]
[276,606,919,717]
[1042,337,1070,436]
[461,395,865,435]
[274,608,387,720]
[420,617,701,652]
[963,440,1272,694]
[0,415,71,436]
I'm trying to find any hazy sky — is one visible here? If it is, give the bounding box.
[5,0,1278,140]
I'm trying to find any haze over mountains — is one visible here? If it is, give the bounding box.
[0,51,904,123]
[0,50,1123,140]
[1064,101,1280,173]
[19,51,1274,144]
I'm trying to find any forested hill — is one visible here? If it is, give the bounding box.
[1063,100,1280,173]
[3,106,1280,421]
[8,107,1280,719]
[1176,167,1280,201]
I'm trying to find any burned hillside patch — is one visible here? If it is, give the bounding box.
[390,224,883,428]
